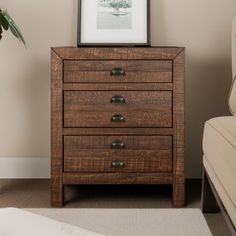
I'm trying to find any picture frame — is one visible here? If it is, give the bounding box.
[78,0,150,46]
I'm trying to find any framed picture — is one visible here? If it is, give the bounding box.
[78,0,150,46]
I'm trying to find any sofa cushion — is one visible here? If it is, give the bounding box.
[203,116,236,208]
[229,77,236,115]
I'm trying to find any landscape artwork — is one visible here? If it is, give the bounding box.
[97,0,133,29]
[79,0,149,45]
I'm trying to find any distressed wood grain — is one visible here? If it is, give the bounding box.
[172,50,185,207]
[51,49,64,207]
[51,47,185,207]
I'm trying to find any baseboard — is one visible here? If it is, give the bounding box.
[0,157,50,179]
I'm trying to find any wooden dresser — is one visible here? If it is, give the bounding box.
[51,47,185,207]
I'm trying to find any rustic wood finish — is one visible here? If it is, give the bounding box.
[64,72,172,84]
[64,111,172,128]
[63,83,173,91]
[64,136,172,173]
[62,128,173,136]
[64,91,172,107]
[64,91,172,128]
[64,60,172,83]
[65,135,172,150]
[51,50,64,207]
[64,152,172,173]
[51,47,185,207]
[64,60,172,71]
[53,47,183,60]
[172,50,185,207]
[63,173,173,185]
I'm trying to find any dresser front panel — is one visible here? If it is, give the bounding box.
[64,91,173,128]
[64,60,172,83]
[64,136,172,173]
[51,47,185,207]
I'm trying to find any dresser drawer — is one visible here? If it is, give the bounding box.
[64,91,172,128]
[64,60,172,83]
[64,136,172,173]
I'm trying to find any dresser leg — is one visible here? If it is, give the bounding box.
[173,180,185,207]
[51,184,64,207]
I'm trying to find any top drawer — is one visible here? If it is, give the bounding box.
[64,60,172,83]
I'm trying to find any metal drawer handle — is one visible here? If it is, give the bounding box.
[110,68,126,76]
[111,140,125,149]
[111,114,125,122]
[111,95,126,104]
[111,161,125,169]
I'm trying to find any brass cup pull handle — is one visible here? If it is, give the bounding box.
[111,114,125,122]
[111,140,125,149]
[110,68,126,76]
[111,95,126,104]
[111,161,125,169]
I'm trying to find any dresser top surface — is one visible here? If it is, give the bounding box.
[52,47,185,61]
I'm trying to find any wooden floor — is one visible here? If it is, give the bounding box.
[0,179,231,236]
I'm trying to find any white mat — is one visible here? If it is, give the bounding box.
[0,208,103,236]
[27,208,212,236]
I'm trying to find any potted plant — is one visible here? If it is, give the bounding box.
[0,8,25,44]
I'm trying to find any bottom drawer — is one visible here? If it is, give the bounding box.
[64,136,172,173]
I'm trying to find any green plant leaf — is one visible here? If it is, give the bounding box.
[0,12,9,30]
[1,10,25,45]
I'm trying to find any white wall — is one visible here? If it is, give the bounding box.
[0,0,77,167]
[151,0,236,178]
[0,0,235,178]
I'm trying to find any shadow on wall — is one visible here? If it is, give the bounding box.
[185,57,231,178]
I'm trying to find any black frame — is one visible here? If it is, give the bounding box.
[77,0,151,47]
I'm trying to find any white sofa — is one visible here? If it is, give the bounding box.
[202,18,236,235]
